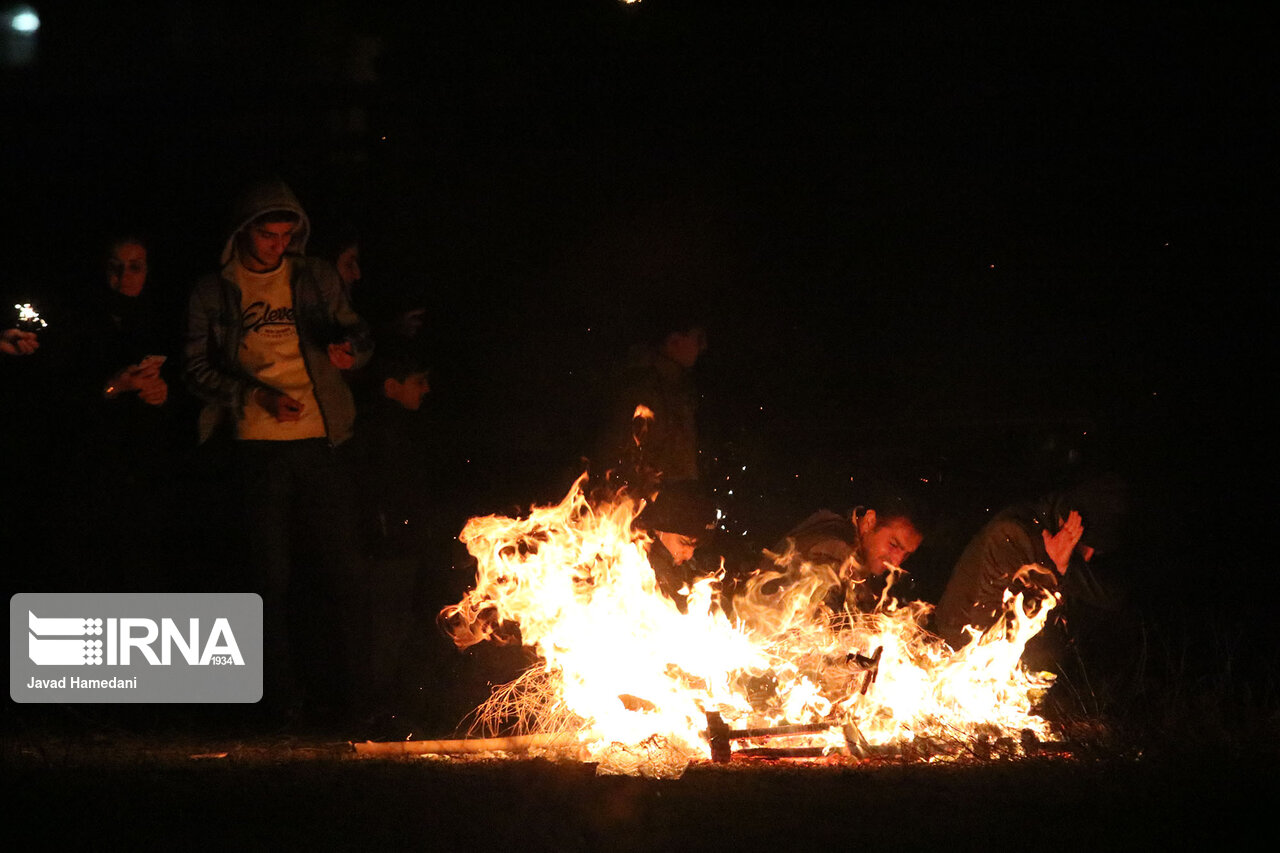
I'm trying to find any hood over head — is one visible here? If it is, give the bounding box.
[221,178,310,266]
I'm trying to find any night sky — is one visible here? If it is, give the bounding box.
[2,3,1272,599]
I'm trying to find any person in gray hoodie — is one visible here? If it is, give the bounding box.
[184,178,372,720]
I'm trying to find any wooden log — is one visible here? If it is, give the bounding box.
[727,722,831,740]
[353,733,575,757]
[733,747,830,759]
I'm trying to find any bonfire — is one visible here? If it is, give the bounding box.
[363,476,1059,778]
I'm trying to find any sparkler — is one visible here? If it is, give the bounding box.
[14,303,47,331]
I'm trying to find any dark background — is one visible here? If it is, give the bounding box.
[2,2,1272,604]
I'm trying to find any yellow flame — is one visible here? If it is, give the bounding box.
[441,475,1056,776]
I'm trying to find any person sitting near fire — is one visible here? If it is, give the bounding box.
[634,481,719,614]
[932,473,1129,658]
[735,484,932,626]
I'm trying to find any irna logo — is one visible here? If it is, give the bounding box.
[28,611,245,667]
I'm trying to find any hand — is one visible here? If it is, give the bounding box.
[131,358,162,382]
[136,376,168,406]
[1,328,39,356]
[328,341,355,370]
[1042,510,1084,574]
[254,387,304,422]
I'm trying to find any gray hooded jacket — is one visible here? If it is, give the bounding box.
[184,180,370,445]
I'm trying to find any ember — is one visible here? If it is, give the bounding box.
[439,476,1058,777]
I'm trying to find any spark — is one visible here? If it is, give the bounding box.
[14,303,46,329]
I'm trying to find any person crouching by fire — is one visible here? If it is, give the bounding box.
[734,485,932,626]
[932,473,1130,667]
[635,481,718,614]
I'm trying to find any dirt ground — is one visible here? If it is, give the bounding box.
[7,727,1275,851]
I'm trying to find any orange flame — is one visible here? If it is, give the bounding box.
[441,475,1056,776]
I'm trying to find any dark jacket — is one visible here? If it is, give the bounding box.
[933,493,1117,649]
[352,393,442,555]
[79,286,182,460]
[184,257,368,445]
[600,344,699,486]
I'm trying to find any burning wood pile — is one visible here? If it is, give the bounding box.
[357,476,1061,778]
